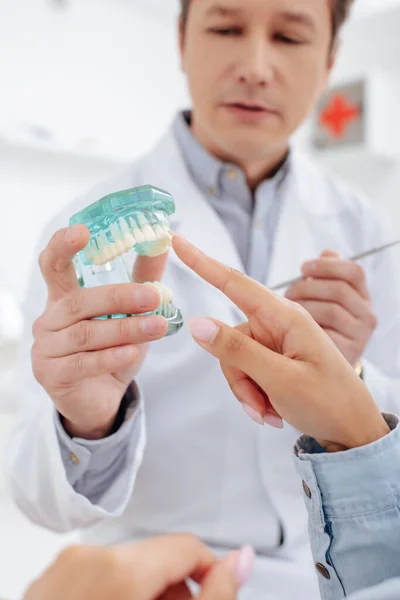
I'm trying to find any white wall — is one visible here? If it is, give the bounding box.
[308,6,400,224]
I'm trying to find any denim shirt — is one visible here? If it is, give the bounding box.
[295,413,400,600]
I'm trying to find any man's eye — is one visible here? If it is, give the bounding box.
[274,33,304,45]
[209,27,242,36]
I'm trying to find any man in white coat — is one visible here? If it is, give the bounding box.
[6,0,400,598]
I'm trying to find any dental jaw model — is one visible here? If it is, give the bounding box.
[69,185,183,336]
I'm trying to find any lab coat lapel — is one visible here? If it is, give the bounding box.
[139,130,247,322]
[140,130,244,275]
[266,152,337,295]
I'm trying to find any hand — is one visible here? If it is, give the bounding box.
[32,225,169,440]
[285,251,377,367]
[23,534,254,600]
[172,236,390,452]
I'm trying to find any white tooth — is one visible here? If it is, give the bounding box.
[153,223,167,240]
[137,213,157,241]
[108,243,118,258]
[98,231,109,247]
[129,218,145,243]
[115,240,126,254]
[83,246,93,263]
[110,223,122,242]
[143,225,157,241]
[92,254,102,266]
[119,217,131,234]
[134,228,145,243]
[123,233,135,250]
[102,248,112,263]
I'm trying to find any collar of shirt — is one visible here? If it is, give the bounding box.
[173,110,291,215]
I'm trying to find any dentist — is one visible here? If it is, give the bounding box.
[7,1,400,598]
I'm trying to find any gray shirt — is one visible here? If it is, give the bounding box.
[56,111,289,532]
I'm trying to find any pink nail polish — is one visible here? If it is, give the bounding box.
[234,546,255,586]
[241,403,264,426]
[263,414,284,429]
[187,317,219,343]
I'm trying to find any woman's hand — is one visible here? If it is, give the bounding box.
[173,235,389,452]
[24,534,254,600]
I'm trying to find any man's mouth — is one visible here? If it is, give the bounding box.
[229,102,266,112]
[223,101,278,115]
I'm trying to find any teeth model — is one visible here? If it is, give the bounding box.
[143,282,176,319]
[83,213,172,266]
[69,185,184,337]
[69,185,176,267]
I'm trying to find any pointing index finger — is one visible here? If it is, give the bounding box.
[172,234,281,318]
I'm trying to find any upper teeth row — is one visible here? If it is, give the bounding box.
[84,214,172,265]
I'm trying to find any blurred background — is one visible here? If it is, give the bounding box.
[0,0,399,597]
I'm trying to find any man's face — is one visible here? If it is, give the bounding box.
[180,0,335,162]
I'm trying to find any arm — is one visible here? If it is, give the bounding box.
[5,225,163,532]
[295,414,400,600]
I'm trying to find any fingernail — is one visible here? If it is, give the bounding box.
[263,414,284,429]
[187,317,219,344]
[114,346,134,361]
[241,403,264,426]
[135,286,159,308]
[171,231,188,240]
[65,226,80,243]
[304,260,317,273]
[234,546,255,586]
[140,317,165,336]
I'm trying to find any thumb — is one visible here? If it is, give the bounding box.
[187,317,292,399]
[198,546,254,600]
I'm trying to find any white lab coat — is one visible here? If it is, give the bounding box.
[6,127,400,600]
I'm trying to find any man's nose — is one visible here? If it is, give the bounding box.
[235,37,275,88]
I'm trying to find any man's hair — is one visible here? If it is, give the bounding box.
[179,0,354,44]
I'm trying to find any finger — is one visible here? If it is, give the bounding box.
[40,315,168,357]
[285,279,370,320]
[159,581,193,600]
[44,283,161,330]
[49,345,141,383]
[294,300,359,339]
[198,546,255,600]
[220,362,283,427]
[187,317,292,402]
[172,235,286,321]
[320,250,340,259]
[112,534,216,597]
[133,251,169,283]
[39,225,91,302]
[301,258,370,300]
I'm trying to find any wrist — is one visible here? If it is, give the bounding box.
[320,415,391,453]
[62,412,119,440]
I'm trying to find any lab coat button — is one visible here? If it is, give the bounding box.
[315,563,331,580]
[69,452,80,465]
[302,481,312,499]
[227,168,238,180]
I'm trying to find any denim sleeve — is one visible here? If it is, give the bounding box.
[347,579,400,600]
[294,414,400,600]
[55,382,141,505]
